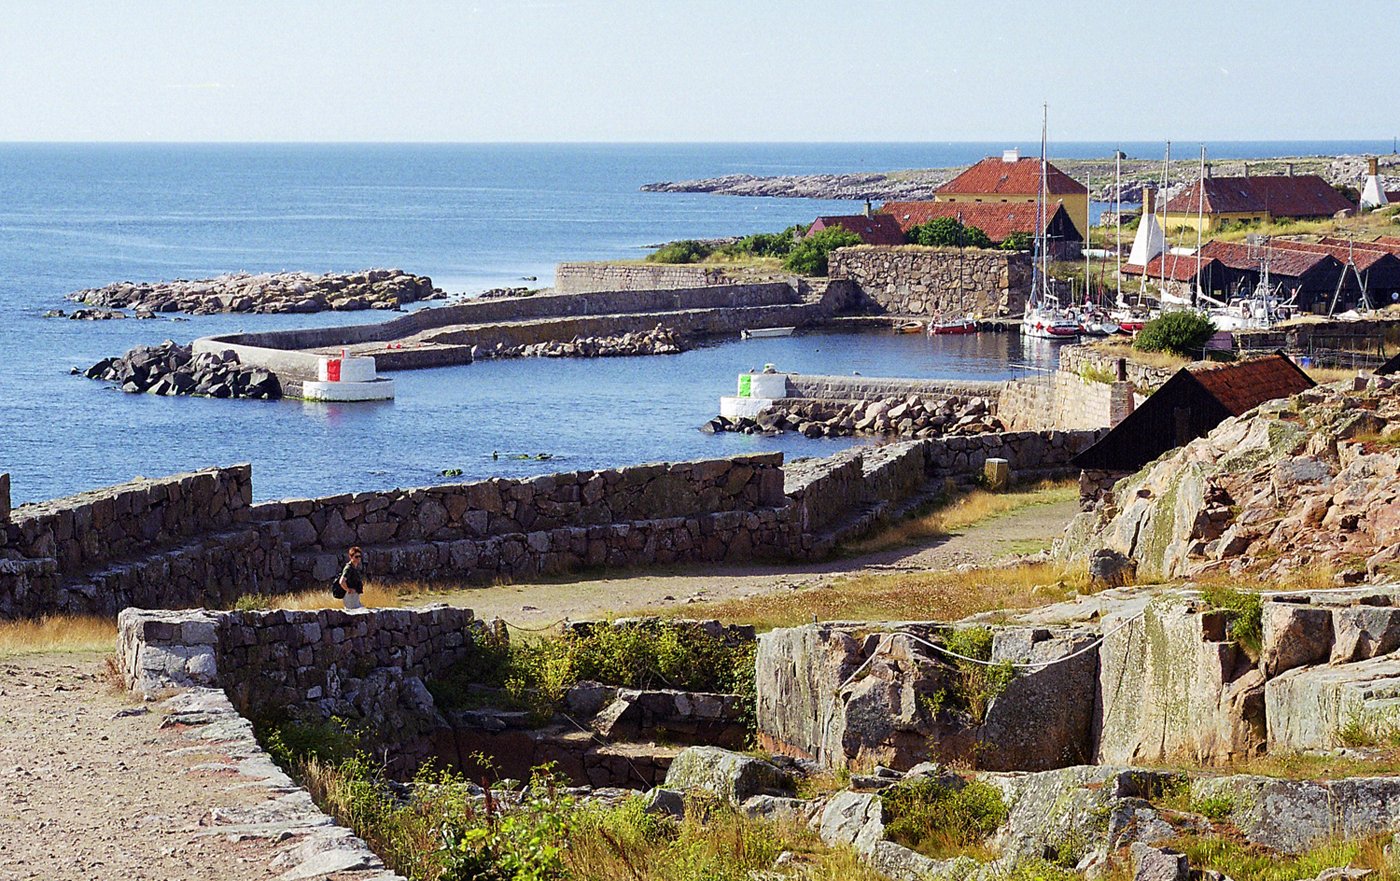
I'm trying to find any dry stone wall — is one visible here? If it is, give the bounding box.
[1058,344,1177,391]
[999,372,1138,432]
[554,262,784,293]
[828,245,1032,317]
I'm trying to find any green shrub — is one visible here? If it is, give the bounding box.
[232,593,273,611]
[439,773,573,881]
[941,627,1016,723]
[1199,586,1263,654]
[1172,833,1376,881]
[1000,231,1033,251]
[720,224,806,259]
[261,716,361,767]
[784,227,862,275]
[1134,311,1217,357]
[906,216,994,248]
[1191,793,1237,821]
[429,622,759,732]
[881,777,1008,859]
[647,240,714,264]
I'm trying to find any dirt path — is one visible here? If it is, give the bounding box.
[0,653,280,881]
[411,497,1079,628]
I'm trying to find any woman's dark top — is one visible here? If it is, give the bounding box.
[340,562,364,593]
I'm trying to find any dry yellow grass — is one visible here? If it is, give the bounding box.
[671,562,1089,631]
[1087,338,1190,372]
[0,615,116,657]
[235,580,417,611]
[842,480,1077,557]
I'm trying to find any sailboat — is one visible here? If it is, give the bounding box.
[1021,107,1081,340]
[930,211,979,335]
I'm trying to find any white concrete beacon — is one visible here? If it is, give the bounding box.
[302,348,396,402]
[719,367,787,420]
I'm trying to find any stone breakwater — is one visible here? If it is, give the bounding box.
[473,324,685,359]
[705,394,1002,439]
[66,268,440,315]
[83,340,281,399]
[828,246,1032,319]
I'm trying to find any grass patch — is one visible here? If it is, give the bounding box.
[670,563,1089,631]
[940,627,1015,724]
[1172,833,1396,881]
[1198,586,1263,655]
[0,615,116,657]
[263,719,882,881]
[841,480,1077,557]
[231,580,427,612]
[1304,366,1359,384]
[881,776,1007,860]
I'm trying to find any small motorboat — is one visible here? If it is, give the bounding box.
[894,321,924,334]
[741,326,796,339]
[929,317,977,335]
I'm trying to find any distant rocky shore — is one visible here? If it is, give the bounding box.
[65,268,442,316]
[644,154,1393,204]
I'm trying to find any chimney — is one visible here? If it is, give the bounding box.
[1369,156,1380,176]
[1143,185,1156,215]
[1204,162,1212,178]
[1243,163,1251,177]
[1286,163,1294,177]
[864,198,872,218]
[1002,148,1020,163]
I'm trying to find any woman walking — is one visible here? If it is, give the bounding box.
[339,546,365,610]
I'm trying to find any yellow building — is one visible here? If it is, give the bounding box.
[1158,173,1352,234]
[934,149,1090,240]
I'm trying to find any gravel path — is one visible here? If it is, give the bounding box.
[0,655,278,881]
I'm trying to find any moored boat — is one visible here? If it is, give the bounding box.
[740,326,796,339]
[929,317,977,335]
[894,320,924,334]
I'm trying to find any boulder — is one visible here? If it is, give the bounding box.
[662,746,792,805]
[1130,843,1189,881]
[1260,602,1333,676]
[1265,654,1400,751]
[1088,548,1136,589]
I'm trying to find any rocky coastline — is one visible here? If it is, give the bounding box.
[82,341,282,400]
[643,154,1395,204]
[704,394,1003,439]
[65,268,441,316]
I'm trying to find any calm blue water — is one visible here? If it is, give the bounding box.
[2,142,1389,503]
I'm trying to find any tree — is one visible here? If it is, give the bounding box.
[962,225,993,249]
[783,228,862,276]
[907,216,966,247]
[1134,311,1217,357]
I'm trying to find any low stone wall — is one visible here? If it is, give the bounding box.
[1058,345,1177,391]
[555,262,784,293]
[781,373,1007,404]
[1,465,251,576]
[784,429,1105,538]
[3,455,797,619]
[828,245,1032,318]
[1000,372,1136,432]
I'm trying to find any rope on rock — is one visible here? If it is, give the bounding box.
[836,609,1148,693]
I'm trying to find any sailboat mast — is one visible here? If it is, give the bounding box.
[1084,167,1091,305]
[1159,141,1171,299]
[1040,105,1049,305]
[1196,144,1206,307]
[1115,149,1122,308]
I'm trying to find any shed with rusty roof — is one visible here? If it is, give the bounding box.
[1072,353,1316,472]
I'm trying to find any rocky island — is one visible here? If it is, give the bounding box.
[644,154,1394,203]
[65,268,441,315]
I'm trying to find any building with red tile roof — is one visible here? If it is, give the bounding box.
[878,200,1081,251]
[1159,175,1352,234]
[933,150,1089,238]
[805,213,907,246]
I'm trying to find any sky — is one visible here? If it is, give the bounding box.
[2,0,1397,143]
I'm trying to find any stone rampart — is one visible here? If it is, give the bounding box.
[1058,344,1177,391]
[197,282,803,377]
[999,372,1137,432]
[828,246,1032,318]
[1,465,251,577]
[555,262,786,293]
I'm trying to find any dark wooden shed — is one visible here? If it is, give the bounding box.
[1072,353,1316,472]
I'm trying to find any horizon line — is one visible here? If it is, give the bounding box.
[0,138,1397,148]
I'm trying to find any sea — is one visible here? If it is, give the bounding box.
[1,141,1390,504]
